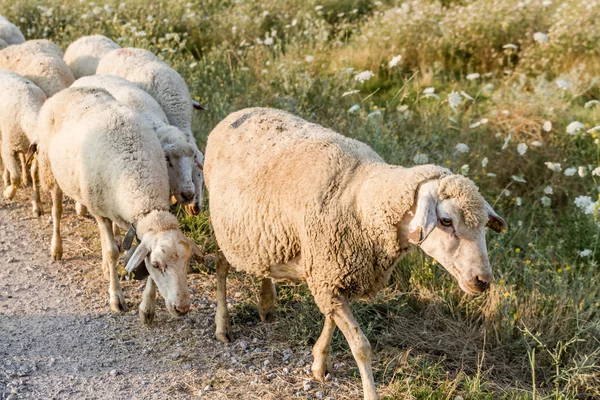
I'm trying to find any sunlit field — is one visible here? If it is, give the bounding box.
[3,0,600,398]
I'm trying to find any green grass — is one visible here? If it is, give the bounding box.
[4,0,600,397]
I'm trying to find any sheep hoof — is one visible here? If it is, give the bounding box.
[51,250,63,261]
[110,293,128,313]
[3,186,16,200]
[183,203,200,216]
[311,358,333,382]
[259,310,275,323]
[215,331,233,344]
[32,203,42,217]
[139,309,155,325]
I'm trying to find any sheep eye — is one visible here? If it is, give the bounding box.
[440,217,453,227]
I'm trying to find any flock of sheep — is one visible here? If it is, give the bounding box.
[0,15,509,400]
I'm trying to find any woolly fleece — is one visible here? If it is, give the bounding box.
[63,35,120,79]
[0,45,74,97]
[438,174,488,228]
[205,108,458,312]
[96,48,194,135]
[36,87,171,229]
[19,39,64,58]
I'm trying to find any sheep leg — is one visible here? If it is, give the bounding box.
[50,186,63,260]
[311,316,335,381]
[2,148,20,200]
[30,157,42,217]
[96,216,127,313]
[215,251,232,343]
[258,277,277,322]
[19,152,29,186]
[139,277,157,325]
[112,222,122,251]
[75,202,88,217]
[330,296,379,400]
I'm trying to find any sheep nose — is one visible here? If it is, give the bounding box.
[180,191,194,202]
[175,304,190,316]
[473,275,491,292]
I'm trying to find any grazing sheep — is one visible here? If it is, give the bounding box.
[0,44,74,97]
[0,69,45,216]
[97,48,205,214]
[36,86,201,320]
[204,108,508,400]
[72,74,203,206]
[0,17,25,45]
[63,35,120,79]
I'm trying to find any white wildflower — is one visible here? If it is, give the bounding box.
[263,37,274,45]
[470,121,481,129]
[542,0,552,5]
[541,196,552,207]
[574,196,594,213]
[517,143,527,155]
[544,186,553,194]
[413,153,429,164]
[566,121,585,135]
[512,175,527,183]
[564,167,577,176]
[388,55,402,68]
[315,5,323,10]
[585,100,600,108]
[448,91,462,109]
[533,32,548,43]
[578,166,588,177]
[348,104,360,113]
[455,143,470,153]
[460,164,470,175]
[482,157,489,167]
[487,173,497,177]
[556,79,570,90]
[503,44,518,49]
[305,55,314,62]
[545,162,562,172]
[593,167,600,176]
[423,87,435,94]
[480,118,488,124]
[466,73,480,80]
[503,189,511,197]
[189,62,197,68]
[341,90,359,97]
[532,141,543,147]
[368,110,381,118]
[354,70,374,83]
[543,120,552,132]
[580,249,593,257]
[516,197,522,206]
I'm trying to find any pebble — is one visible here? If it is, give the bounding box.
[315,392,324,399]
[110,369,119,377]
[303,381,312,391]
[239,341,248,351]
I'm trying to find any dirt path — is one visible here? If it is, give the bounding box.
[0,193,362,400]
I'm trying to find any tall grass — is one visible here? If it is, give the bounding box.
[3,0,600,397]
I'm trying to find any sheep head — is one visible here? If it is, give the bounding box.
[126,213,202,317]
[157,126,197,205]
[408,175,507,294]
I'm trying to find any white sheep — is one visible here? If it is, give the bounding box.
[0,69,45,216]
[0,17,25,45]
[72,74,203,206]
[97,48,205,214]
[63,35,120,79]
[36,86,201,321]
[204,108,508,400]
[0,43,74,97]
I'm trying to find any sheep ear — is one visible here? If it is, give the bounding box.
[125,240,151,273]
[194,149,204,170]
[192,100,208,111]
[185,237,203,257]
[408,184,438,244]
[485,200,508,233]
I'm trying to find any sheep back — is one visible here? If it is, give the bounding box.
[37,87,170,227]
[63,35,120,79]
[0,19,25,45]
